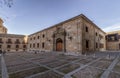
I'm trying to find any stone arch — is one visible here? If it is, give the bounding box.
[53,27,66,52]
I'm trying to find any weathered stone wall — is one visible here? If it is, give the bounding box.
[28,14,106,53]
[106,42,119,51]
[106,30,120,51]
[0,35,27,52]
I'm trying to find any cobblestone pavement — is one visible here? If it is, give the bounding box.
[0,51,120,78]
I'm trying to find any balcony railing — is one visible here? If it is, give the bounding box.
[0,41,3,43]
[22,41,26,44]
[15,41,21,44]
[6,41,12,44]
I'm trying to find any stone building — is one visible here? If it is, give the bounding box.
[0,18,27,52]
[106,30,120,51]
[0,18,7,34]
[28,14,106,54]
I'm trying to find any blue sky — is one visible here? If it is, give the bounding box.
[0,0,120,35]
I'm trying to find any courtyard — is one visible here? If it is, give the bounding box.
[0,51,120,78]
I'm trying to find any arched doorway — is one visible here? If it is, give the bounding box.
[56,38,63,51]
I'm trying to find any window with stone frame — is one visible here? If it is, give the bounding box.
[86,40,89,48]
[42,34,45,38]
[23,49,25,51]
[8,39,12,43]
[16,49,18,51]
[0,45,2,48]
[42,42,44,48]
[96,42,98,48]
[37,43,39,48]
[85,26,88,32]
[30,38,32,40]
[119,44,120,49]
[96,32,98,36]
[7,45,11,48]
[16,45,19,48]
[99,34,103,40]
[15,39,20,44]
[37,36,40,39]
[33,43,35,48]
[100,43,104,48]
[0,38,3,43]
[16,39,19,42]
[30,44,32,48]
[34,37,36,40]
[23,45,26,48]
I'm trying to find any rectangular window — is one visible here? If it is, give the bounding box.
[42,42,44,48]
[15,39,20,44]
[86,26,88,32]
[96,32,98,36]
[0,45,2,48]
[30,44,32,48]
[37,43,39,48]
[7,45,11,48]
[23,45,26,48]
[8,39,11,42]
[7,39,12,43]
[96,43,98,48]
[43,34,45,38]
[0,38,2,43]
[38,36,40,39]
[16,45,19,48]
[86,40,89,48]
[119,44,120,49]
[16,49,18,51]
[100,43,104,48]
[34,37,35,40]
[33,43,35,48]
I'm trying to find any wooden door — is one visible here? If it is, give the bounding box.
[56,42,62,51]
[56,38,63,51]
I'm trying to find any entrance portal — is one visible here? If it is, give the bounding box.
[56,38,63,51]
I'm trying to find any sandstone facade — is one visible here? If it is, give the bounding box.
[28,14,106,54]
[106,31,120,51]
[0,18,27,52]
[0,18,7,34]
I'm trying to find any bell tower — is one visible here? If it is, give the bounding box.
[0,18,7,34]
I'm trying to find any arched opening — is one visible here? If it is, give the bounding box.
[56,38,63,51]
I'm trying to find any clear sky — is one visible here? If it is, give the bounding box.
[0,0,120,35]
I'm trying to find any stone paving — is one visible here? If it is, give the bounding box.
[0,51,120,78]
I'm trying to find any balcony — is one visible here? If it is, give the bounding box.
[0,41,3,43]
[6,41,12,44]
[22,41,26,44]
[15,41,21,44]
